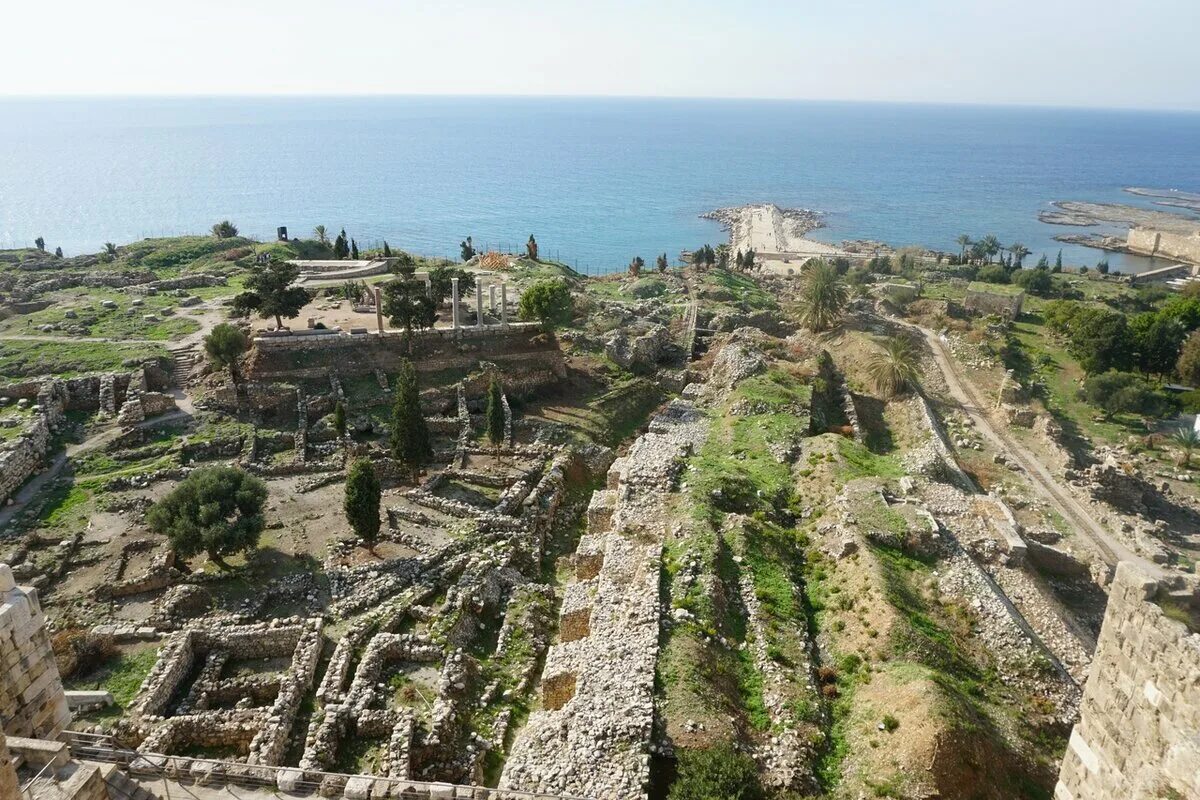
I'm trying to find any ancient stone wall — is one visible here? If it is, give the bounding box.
[1055,563,1200,800]
[0,565,71,739]
[0,731,18,800]
[1127,226,1200,265]
[0,380,66,506]
[964,286,1024,319]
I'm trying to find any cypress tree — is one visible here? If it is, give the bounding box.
[332,401,347,438]
[351,238,359,260]
[390,360,431,475]
[1055,250,1063,272]
[344,458,381,545]
[383,241,392,257]
[486,376,505,446]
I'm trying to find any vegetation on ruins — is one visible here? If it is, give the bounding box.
[211,220,239,239]
[390,359,432,475]
[344,458,381,546]
[797,260,849,332]
[629,255,644,277]
[426,265,476,306]
[332,401,347,438]
[203,322,249,383]
[656,253,669,272]
[1172,426,1199,467]
[382,266,436,346]
[668,743,764,800]
[145,466,268,566]
[232,259,311,329]
[866,336,922,398]
[486,376,505,446]
[518,277,574,330]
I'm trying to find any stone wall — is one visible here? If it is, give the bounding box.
[1127,226,1200,265]
[0,732,18,800]
[1055,563,1200,800]
[964,286,1024,319]
[0,379,66,506]
[0,564,71,739]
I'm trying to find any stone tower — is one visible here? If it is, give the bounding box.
[0,564,71,740]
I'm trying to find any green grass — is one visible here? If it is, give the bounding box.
[835,437,906,481]
[40,485,93,528]
[0,340,169,378]
[65,646,159,727]
[704,268,776,310]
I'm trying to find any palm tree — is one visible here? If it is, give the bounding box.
[103,243,118,257]
[313,225,329,245]
[1009,243,1030,269]
[980,234,1001,265]
[797,260,849,333]
[1172,426,1200,467]
[867,336,922,398]
[956,235,972,263]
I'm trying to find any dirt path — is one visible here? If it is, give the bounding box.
[910,323,1165,579]
[0,408,192,534]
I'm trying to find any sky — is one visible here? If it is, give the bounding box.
[3,0,1199,110]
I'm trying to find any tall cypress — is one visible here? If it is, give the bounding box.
[344,458,381,545]
[486,376,505,446]
[391,359,432,475]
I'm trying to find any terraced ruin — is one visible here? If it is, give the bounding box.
[2,233,1198,800]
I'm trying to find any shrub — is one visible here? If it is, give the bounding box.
[669,744,764,800]
[52,629,117,679]
[882,713,900,732]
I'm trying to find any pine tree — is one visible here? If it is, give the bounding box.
[390,360,431,476]
[1055,250,1063,272]
[383,241,392,257]
[351,239,359,260]
[344,458,381,546]
[486,376,505,446]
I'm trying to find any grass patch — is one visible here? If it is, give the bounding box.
[835,437,905,481]
[0,340,169,378]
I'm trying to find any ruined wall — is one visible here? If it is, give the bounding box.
[1055,563,1200,800]
[0,380,67,506]
[964,286,1024,319]
[0,732,18,800]
[0,565,71,740]
[1127,227,1200,265]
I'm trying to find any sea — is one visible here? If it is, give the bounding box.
[1,96,1199,274]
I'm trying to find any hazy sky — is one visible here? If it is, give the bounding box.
[4,0,1199,110]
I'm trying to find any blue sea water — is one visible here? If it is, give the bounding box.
[1,96,1198,274]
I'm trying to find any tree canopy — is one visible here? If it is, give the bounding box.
[211,220,239,239]
[344,458,381,545]
[391,360,432,474]
[796,260,849,332]
[518,278,574,329]
[146,466,267,564]
[233,260,311,329]
[382,270,436,343]
[203,323,248,380]
[1082,371,1171,420]
[428,266,475,306]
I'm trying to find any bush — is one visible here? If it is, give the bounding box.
[518,278,574,329]
[1082,371,1174,420]
[669,744,764,800]
[52,629,117,679]
[882,713,900,732]
[977,265,1009,284]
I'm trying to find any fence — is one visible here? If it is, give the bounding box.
[61,731,599,800]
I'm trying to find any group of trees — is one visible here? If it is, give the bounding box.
[31,236,64,258]
[212,220,239,239]
[952,234,1034,268]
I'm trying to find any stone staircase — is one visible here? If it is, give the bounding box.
[168,346,198,389]
[98,763,163,800]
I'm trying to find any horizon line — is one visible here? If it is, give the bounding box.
[1,92,1198,115]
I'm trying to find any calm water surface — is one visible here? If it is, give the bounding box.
[1,96,1198,273]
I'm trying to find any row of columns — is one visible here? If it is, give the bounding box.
[451,277,508,330]
[375,278,510,334]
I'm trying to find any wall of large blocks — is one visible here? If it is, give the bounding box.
[1055,563,1200,799]
[0,564,71,740]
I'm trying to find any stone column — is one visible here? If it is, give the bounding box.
[501,284,509,327]
[451,278,460,331]
[475,282,484,328]
[489,285,497,314]
[374,286,383,334]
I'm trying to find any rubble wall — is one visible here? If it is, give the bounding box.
[1055,563,1200,800]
